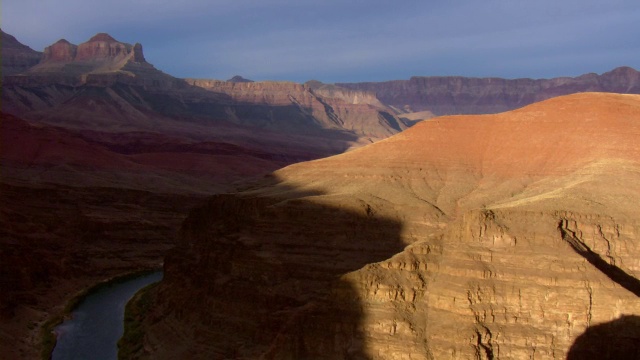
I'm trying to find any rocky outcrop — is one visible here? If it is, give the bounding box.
[7,32,169,89]
[42,39,77,62]
[337,66,640,115]
[75,33,131,61]
[1,29,42,76]
[134,93,640,359]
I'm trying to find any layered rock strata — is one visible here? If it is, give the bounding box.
[185,79,405,140]
[338,66,640,115]
[135,93,640,359]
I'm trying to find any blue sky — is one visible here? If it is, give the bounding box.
[3,0,639,83]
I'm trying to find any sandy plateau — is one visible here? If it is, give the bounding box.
[131,93,640,359]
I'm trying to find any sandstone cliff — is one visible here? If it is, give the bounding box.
[133,93,640,359]
[338,67,640,115]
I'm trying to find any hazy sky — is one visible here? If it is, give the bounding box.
[3,0,639,83]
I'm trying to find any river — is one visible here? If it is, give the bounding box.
[51,271,163,360]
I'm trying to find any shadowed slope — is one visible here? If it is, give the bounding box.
[128,186,408,359]
[567,315,640,360]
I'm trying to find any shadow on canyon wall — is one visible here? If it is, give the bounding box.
[151,177,408,359]
[561,221,640,360]
[567,315,640,360]
[559,220,640,297]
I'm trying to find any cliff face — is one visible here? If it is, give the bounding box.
[134,93,640,359]
[337,67,640,115]
[0,29,42,76]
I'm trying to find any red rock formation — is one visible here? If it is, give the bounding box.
[135,93,640,359]
[24,32,158,80]
[42,39,77,62]
[75,33,133,61]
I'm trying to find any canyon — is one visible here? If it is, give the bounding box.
[2,28,640,359]
[132,93,640,359]
[0,31,406,359]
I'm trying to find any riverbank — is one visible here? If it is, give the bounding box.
[0,182,203,360]
[118,281,160,359]
[42,268,163,359]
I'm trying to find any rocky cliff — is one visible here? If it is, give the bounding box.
[29,33,152,75]
[338,67,640,115]
[1,29,42,76]
[132,93,640,359]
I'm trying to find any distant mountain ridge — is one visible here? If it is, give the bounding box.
[1,30,406,152]
[3,28,639,121]
[337,66,640,116]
